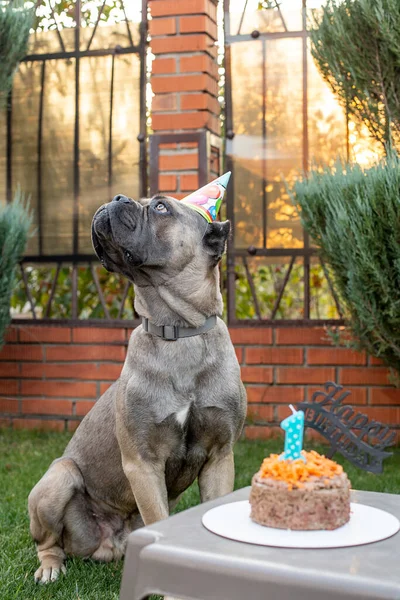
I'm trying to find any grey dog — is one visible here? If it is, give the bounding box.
[28,192,247,583]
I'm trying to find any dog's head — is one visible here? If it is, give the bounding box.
[91,194,230,282]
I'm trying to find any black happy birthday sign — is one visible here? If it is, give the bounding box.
[297,381,395,474]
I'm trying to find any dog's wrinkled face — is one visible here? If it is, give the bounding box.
[91,194,230,281]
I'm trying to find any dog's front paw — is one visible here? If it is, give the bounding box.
[34,562,66,584]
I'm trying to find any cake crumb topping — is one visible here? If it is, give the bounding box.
[259,450,344,490]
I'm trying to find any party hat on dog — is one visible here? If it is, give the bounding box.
[181,171,231,223]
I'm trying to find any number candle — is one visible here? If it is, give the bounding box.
[280,404,305,461]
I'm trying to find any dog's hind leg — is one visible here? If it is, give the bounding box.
[28,457,85,583]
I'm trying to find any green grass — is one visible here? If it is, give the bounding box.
[1,430,400,600]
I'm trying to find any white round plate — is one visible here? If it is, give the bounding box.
[202,501,400,549]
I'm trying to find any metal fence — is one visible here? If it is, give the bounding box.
[223,0,375,325]
[3,0,147,326]
[4,0,376,327]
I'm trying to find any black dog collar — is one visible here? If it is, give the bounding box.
[142,315,217,341]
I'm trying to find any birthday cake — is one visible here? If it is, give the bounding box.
[249,406,351,531]
[249,450,351,531]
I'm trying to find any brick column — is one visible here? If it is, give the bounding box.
[149,0,221,198]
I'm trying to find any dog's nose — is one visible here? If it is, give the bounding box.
[112,194,130,204]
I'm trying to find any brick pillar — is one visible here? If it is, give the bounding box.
[149,0,221,198]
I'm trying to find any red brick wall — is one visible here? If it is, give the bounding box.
[149,0,220,199]
[231,327,399,440]
[0,324,399,438]
[0,326,129,432]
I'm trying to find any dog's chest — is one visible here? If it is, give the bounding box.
[125,327,242,433]
[174,403,191,426]
[164,404,232,498]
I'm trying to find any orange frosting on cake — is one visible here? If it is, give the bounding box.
[259,450,343,490]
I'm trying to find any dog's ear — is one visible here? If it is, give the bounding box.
[203,220,230,266]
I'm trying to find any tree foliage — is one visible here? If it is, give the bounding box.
[309,0,400,150]
[0,193,32,348]
[33,0,131,31]
[293,156,400,376]
[257,1,282,9]
[0,0,34,105]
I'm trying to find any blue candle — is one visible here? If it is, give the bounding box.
[280,404,305,461]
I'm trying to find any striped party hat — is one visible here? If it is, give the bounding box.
[181,172,231,223]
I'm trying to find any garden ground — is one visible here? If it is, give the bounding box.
[1,429,400,600]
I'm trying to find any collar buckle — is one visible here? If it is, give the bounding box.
[141,315,216,341]
[162,325,179,341]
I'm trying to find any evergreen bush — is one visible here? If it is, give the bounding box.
[0,1,34,346]
[293,156,400,377]
[0,0,33,104]
[0,192,32,348]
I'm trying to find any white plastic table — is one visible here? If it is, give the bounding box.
[120,487,400,600]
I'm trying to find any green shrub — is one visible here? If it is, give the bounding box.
[0,1,34,345]
[0,0,33,104]
[0,193,32,348]
[293,156,400,377]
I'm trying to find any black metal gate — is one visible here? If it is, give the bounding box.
[224,0,349,326]
[3,0,147,325]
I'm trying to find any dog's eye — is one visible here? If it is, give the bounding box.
[124,249,134,262]
[155,202,168,213]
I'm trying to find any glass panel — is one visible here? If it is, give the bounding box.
[0,3,142,276]
[265,37,303,248]
[265,37,303,179]
[308,44,347,167]
[80,21,139,51]
[229,40,263,249]
[110,54,140,198]
[229,38,303,250]
[7,54,140,258]
[41,59,75,255]
[11,62,41,256]
[78,53,140,254]
[29,29,76,55]
[78,55,113,254]
[266,182,302,248]
[227,0,302,37]
[29,30,63,55]
[309,257,341,319]
[227,0,379,321]
[235,256,304,319]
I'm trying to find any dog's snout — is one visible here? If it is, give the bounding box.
[112,194,130,204]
